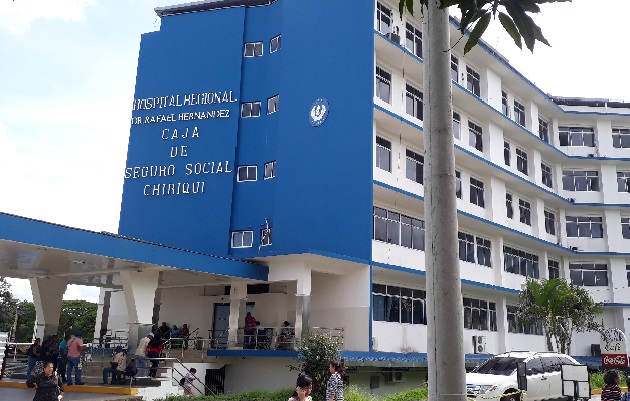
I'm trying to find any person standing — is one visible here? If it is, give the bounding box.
[182,367,197,395]
[47,335,60,373]
[326,361,345,401]
[602,369,622,401]
[26,361,64,401]
[243,312,257,349]
[57,334,70,383]
[26,338,41,380]
[180,324,190,350]
[146,332,164,379]
[135,332,152,377]
[66,332,88,385]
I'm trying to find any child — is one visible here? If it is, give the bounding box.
[602,369,622,401]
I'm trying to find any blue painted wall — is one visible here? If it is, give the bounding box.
[119,0,374,262]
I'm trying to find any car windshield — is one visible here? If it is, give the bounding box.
[473,357,524,376]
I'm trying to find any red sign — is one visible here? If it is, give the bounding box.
[602,354,629,367]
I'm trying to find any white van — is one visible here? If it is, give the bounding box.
[466,351,581,401]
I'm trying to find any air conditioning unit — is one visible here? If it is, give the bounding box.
[385,371,404,383]
[372,337,378,352]
[385,31,400,44]
[473,335,487,354]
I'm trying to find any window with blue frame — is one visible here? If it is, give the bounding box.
[569,263,608,287]
[372,284,427,325]
[503,245,539,278]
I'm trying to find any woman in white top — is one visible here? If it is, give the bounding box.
[289,374,313,401]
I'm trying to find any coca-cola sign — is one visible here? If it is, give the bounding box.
[602,354,628,367]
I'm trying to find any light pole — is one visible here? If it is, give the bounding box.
[10,299,19,343]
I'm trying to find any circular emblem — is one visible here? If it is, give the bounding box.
[309,98,329,127]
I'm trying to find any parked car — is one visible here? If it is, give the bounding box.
[466,351,581,401]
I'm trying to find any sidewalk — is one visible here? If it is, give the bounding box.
[0,387,139,401]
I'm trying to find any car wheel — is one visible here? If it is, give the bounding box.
[500,391,519,401]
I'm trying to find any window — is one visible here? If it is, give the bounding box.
[458,232,475,263]
[506,193,514,219]
[566,216,603,238]
[504,141,510,166]
[516,148,528,175]
[463,297,497,331]
[627,265,630,287]
[260,227,272,246]
[244,42,263,57]
[559,126,595,147]
[373,207,425,251]
[519,199,531,226]
[455,170,462,199]
[405,84,423,120]
[264,161,276,179]
[538,118,549,142]
[507,305,542,335]
[466,66,480,96]
[270,35,281,53]
[470,177,485,208]
[375,136,391,172]
[541,163,553,188]
[503,245,539,278]
[622,217,630,239]
[376,66,391,103]
[237,165,257,182]
[405,22,422,57]
[267,95,279,114]
[562,170,600,192]
[548,259,560,279]
[452,112,461,139]
[613,128,630,148]
[450,55,458,82]
[618,172,630,192]
[241,101,261,118]
[501,91,509,116]
[376,2,392,34]
[372,284,427,324]
[544,210,556,235]
[569,263,608,287]
[405,149,424,184]
[477,237,492,267]
[231,231,253,248]
[468,121,483,151]
[513,100,525,126]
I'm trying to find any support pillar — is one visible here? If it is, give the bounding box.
[30,277,67,340]
[120,270,159,354]
[295,271,311,341]
[228,282,247,349]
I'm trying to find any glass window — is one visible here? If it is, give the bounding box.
[541,163,553,188]
[501,91,509,116]
[372,284,426,324]
[559,126,595,147]
[566,216,604,238]
[516,148,528,175]
[260,228,272,246]
[506,193,514,219]
[519,199,531,226]
[405,84,423,120]
[548,259,560,279]
[622,217,630,239]
[538,118,549,142]
[455,170,462,199]
[544,210,556,235]
[618,172,630,193]
[376,66,391,103]
[503,245,539,278]
[463,297,497,331]
[569,263,608,287]
[451,55,458,82]
[562,170,600,192]
[452,112,461,139]
[264,161,276,179]
[373,207,425,251]
[244,42,263,57]
[476,237,492,267]
[270,35,281,53]
[466,66,480,96]
[458,232,475,263]
[376,136,391,172]
[237,165,257,182]
[626,265,630,287]
[241,101,261,118]
[405,149,424,184]
[507,305,542,335]
[267,95,279,114]
[613,128,630,148]
[231,231,253,248]
[470,177,485,208]
[376,2,392,35]
[468,121,483,151]
[405,22,422,57]
[504,141,510,166]
[513,100,525,126]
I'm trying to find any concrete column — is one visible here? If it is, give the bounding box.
[295,270,312,341]
[539,250,549,280]
[496,297,508,353]
[228,282,247,349]
[528,101,539,136]
[532,197,545,239]
[604,209,622,253]
[30,277,67,339]
[120,270,159,354]
[93,289,112,344]
[609,258,626,304]
[601,164,619,204]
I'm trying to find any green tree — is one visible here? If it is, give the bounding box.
[0,277,16,332]
[518,278,603,354]
[58,299,98,339]
[15,301,36,342]
[290,332,342,401]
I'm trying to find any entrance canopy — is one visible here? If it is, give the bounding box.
[0,212,268,289]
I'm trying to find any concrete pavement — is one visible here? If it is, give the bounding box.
[0,387,139,400]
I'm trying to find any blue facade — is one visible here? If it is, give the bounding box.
[119,0,375,262]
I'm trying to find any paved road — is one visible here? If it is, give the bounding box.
[0,387,136,401]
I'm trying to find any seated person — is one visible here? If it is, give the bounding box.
[276,321,294,350]
[102,346,127,385]
[255,321,269,349]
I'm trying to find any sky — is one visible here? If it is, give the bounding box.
[0,0,628,303]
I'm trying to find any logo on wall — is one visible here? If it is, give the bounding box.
[309,98,329,127]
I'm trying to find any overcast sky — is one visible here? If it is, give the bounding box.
[0,0,628,303]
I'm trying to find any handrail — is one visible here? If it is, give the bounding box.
[135,356,215,396]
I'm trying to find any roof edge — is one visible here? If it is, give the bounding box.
[155,0,276,17]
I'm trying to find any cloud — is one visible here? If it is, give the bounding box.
[0,0,96,35]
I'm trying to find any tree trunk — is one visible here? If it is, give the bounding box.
[423,2,466,400]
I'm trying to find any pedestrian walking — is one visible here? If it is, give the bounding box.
[57,334,70,382]
[66,332,88,385]
[602,369,622,401]
[326,360,345,401]
[182,367,197,395]
[26,361,64,401]
[26,338,41,380]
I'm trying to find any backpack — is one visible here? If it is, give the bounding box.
[124,360,138,377]
[179,377,186,386]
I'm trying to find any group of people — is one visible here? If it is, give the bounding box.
[156,321,192,349]
[289,361,345,401]
[243,313,294,350]
[26,332,88,386]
